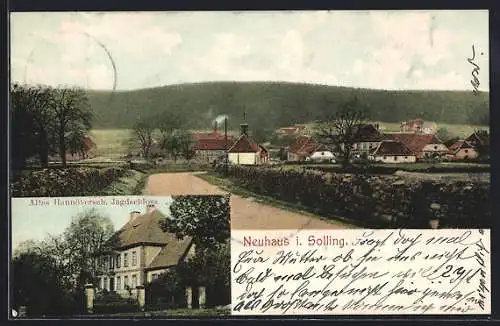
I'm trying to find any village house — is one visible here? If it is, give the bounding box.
[385,133,448,160]
[400,118,438,134]
[447,140,479,161]
[227,123,269,165]
[368,140,417,163]
[465,130,490,160]
[192,123,235,164]
[275,124,307,136]
[287,135,334,162]
[348,123,385,157]
[95,204,195,298]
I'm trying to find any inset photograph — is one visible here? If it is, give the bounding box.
[11,195,230,318]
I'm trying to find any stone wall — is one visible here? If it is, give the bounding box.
[221,166,490,228]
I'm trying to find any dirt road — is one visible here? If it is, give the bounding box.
[144,172,350,230]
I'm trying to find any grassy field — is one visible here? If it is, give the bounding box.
[89,129,134,158]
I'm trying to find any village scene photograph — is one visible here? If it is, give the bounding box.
[10,195,231,318]
[10,11,489,237]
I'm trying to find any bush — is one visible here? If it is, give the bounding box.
[219,166,490,228]
[11,167,126,197]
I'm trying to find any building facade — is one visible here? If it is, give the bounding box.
[369,140,417,163]
[227,124,269,165]
[96,205,194,298]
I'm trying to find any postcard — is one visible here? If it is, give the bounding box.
[10,195,231,318]
[10,10,490,318]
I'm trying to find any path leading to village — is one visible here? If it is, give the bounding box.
[144,172,349,230]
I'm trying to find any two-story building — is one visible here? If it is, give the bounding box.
[96,204,195,297]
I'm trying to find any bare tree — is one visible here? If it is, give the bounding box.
[314,97,367,166]
[133,116,155,160]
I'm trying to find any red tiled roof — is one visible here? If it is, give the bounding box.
[228,135,261,153]
[192,131,223,140]
[372,140,414,156]
[289,135,311,153]
[448,140,475,153]
[289,135,325,156]
[193,137,235,151]
[385,133,445,154]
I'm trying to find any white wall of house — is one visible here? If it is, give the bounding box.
[309,151,335,161]
[420,144,449,158]
[454,148,478,160]
[228,152,257,165]
[370,155,417,164]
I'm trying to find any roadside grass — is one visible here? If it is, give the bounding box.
[100,170,147,196]
[196,172,359,228]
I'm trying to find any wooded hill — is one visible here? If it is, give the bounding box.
[87,81,489,132]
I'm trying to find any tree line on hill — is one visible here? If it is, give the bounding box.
[11,83,93,170]
[87,82,490,141]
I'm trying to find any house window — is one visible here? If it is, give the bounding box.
[132,274,137,288]
[124,253,129,267]
[394,156,398,161]
[434,146,438,150]
[116,255,121,268]
[464,149,469,153]
[104,277,108,291]
[132,251,137,266]
[110,256,114,269]
[124,276,129,289]
[116,276,121,290]
[405,156,408,159]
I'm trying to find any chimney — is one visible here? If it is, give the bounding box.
[146,204,155,214]
[213,120,218,134]
[240,123,249,136]
[130,211,141,221]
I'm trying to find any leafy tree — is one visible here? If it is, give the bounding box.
[12,251,83,317]
[155,110,185,138]
[314,96,367,166]
[11,84,55,168]
[161,130,196,161]
[50,87,93,167]
[161,195,230,248]
[436,127,455,142]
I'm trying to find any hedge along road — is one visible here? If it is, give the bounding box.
[144,172,352,230]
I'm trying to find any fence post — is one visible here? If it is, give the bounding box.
[136,285,145,311]
[198,286,206,309]
[84,284,94,314]
[185,287,193,309]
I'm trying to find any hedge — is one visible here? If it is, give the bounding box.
[217,165,490,229]
[11,167,126,197]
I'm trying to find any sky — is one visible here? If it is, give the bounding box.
[11,196,173,250]
[10,10,489,91]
